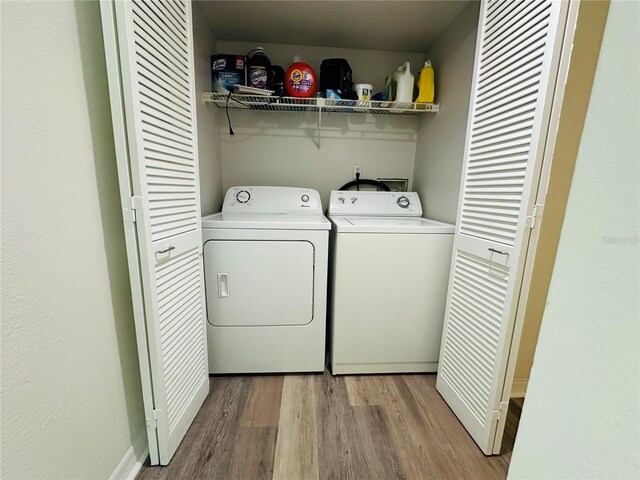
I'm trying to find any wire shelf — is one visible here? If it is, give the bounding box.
[202,92,439,115]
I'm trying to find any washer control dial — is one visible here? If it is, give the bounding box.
[397,196,411,209]
[236,190,251,203]
[301,194,310,203]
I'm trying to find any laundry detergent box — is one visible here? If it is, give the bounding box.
[211,54,246,92]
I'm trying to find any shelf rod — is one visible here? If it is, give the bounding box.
[317,104,322,149]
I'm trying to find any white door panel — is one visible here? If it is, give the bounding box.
[437,0,568,455]
[100,0,208,465]
[204,241,314,327]
[331,234,453,370]
[455,234,514,261]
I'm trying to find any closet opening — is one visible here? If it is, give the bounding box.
[100,0,610,474]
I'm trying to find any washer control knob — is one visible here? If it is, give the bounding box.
[338,197,346,204]
[397,196,410,208]
[301,194,310,203]
[236,190,251,203]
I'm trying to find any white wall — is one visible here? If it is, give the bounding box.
[193,1,224,215]
[1,2,145,478]
[412,2,479,222]
[508,1,640,478]
[216,41,425,206]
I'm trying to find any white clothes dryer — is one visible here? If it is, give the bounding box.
[202,186,330,374]
[328,190,454,375]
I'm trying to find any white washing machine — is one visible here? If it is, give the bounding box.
[202,186,330,374]
[328,190,454,375]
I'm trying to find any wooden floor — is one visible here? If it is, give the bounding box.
[138,372,523,480]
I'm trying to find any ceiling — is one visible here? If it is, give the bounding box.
[198,1,474,53]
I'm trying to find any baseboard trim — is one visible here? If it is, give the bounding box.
[110,431,149,480]
[511,379,528,398]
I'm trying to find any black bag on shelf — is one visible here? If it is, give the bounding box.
[319,58,354,98]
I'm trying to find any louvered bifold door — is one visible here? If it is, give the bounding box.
[436,0,567,455]
[100,0,208,465]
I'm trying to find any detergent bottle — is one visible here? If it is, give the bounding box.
[417,60,435,103]
[391,62,414,104]
[285,56,317,98]
[246,47,271,89]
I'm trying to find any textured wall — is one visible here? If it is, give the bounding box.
[412,2,480,223]
[508,1,640,477]
[1,2,145,478]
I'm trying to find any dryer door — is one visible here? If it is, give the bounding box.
[204,240,315,326]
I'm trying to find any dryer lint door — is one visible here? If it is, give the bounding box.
[204,240,315,326]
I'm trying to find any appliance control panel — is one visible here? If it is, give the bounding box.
[222,186,323,214]
[328,191,423,216]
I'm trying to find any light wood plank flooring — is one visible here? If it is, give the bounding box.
[138,372,523,480]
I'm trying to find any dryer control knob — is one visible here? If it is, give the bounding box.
[301,194,310,203]
[236,190,251,203]
[397,196,410,208]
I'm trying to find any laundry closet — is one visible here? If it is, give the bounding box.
[193,2,473,218]
[100,0,574,468]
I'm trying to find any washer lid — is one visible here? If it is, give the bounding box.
[202,212,331,230]
[330,216,455,234]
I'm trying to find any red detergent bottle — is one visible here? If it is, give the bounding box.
[285,56,317,98]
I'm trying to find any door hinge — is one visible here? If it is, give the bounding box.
[146,408,162,430]
[125,196,143,223]
[491,401,510,422]
[526,203,544,229]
